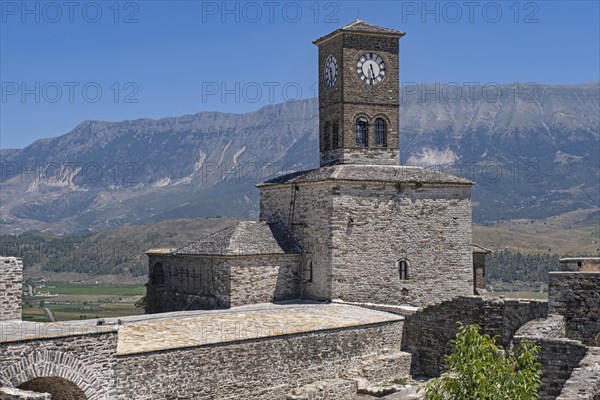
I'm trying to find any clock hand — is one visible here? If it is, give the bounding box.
[369,64,375,79]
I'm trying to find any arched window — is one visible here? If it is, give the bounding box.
[397,259,410,281]
[332,121,339,149]
[152,262,166,286]
[356,117,368,147]
[323,121,331,151]
[375,118,387,147]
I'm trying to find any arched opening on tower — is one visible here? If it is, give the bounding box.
[18,377,88,400]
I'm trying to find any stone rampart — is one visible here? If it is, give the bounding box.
[549,272,600,346]
[115,321,407,399]
[403,296,548,376]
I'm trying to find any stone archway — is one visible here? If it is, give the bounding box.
[18,377,87,400]
[0,350,103,400]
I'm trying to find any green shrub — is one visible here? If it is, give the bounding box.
[421,323,541,400]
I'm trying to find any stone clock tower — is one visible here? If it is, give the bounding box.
[313,19,405,166]
[257,21,473,308]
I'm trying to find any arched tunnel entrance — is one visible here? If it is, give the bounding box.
[18,377,88,400]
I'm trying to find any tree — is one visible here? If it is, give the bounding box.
[421,323,541,400]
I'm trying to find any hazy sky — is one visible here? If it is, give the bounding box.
[1,0,599,148]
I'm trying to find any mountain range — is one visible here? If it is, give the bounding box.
[1,83,598,235]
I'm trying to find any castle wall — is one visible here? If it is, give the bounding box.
[403,296,548,376]
[556,347,600,400]
[0,257,23,322]
[260,184,333,300]
[549,272,600,346]
[0,331,118,400]
[513,336,589,400]
[115,321,405,400]
[331,183,472,306]
[146,253,300,313]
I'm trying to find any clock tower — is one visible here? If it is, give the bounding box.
[313,19,405,166]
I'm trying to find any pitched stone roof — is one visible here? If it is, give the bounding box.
[313,19,405,45]
[173,221,300,256]
[258,165,472,187]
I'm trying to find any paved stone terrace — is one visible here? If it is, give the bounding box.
[117,302,404,355]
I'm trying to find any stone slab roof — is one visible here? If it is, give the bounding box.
[559,257,600,263]
[2,303,403,355]
[313,19,405,45]
[258,165,472,187]
[173,221,300,256]
[472,244,492,254]
[0,320,116,343]
[116,302,404,355]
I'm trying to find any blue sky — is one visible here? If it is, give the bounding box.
[1,0,599,149]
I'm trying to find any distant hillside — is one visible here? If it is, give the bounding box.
[0,217,240,279]
[1,211,596,282]
[1,83,598,234]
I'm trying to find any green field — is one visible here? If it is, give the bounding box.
[22,282,146,322]
[40,282,146,296]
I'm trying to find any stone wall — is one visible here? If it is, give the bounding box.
[549,272,600,346]
[146,253,300,313]
[330,183,472,307]
[513,336,589,400]
[0,257,23,321]
[403,296,548,376]
[229,255,300,306]
[0,331,118,400]
[146,254,230,312]
[556,347,600,400]
[260,180,474,307]
[115,321,407,399]
[260,183,333,300]
[0,387,50,400]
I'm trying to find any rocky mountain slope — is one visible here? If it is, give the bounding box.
[1,83,598,234]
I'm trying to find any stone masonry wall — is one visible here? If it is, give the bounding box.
[115,321,405,400]
[403,296,548,376]
[513,336,589,400]
[146,254,230,312]
[147,253,300,312]
[556,347,600,400]
[260,183,333,300]
[549,272,600,346]
[0,331,118,400]
[0,387,51,400]
[0,257,23,321]
[331,183,472,307]
[228,255,300,306]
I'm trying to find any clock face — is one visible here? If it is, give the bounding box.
[324,55,338,88]
[357,53,386,85]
